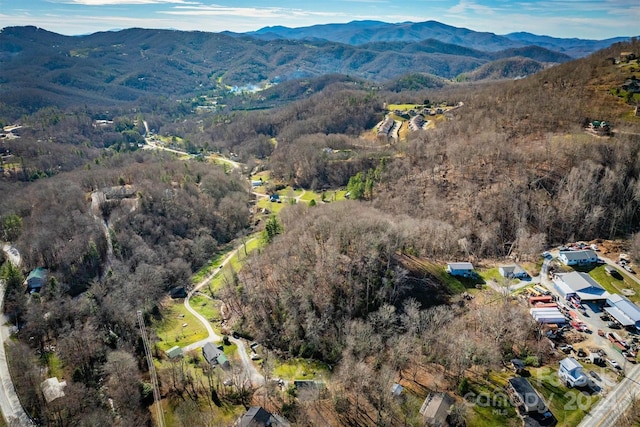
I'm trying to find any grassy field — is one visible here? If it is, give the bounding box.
[478,268,503,283]
[190,294,220,322]
[273,358,331,381]
[256,197,287,214]
[466,371,519,427]
[154,302,209,351]
[199,235,264,296]
[191,244,234,284]
[387,103,424,111]
[587,265,640,303]
[529,367,600,427]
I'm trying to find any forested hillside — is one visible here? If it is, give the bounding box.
[0,25,570,115]
[0,31,639,426]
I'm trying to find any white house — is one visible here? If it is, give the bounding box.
[559,357,587,388]
[558,250,598,266]
[446,262,475,277]
[499,264,528,279]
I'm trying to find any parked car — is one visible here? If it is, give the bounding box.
[600,314,611,321]
[560,345,574,353]
[542,251,551,258]
[608,322,622,329]
[589,370,602,381]
[606,358,622,370]
[624,264,636,274]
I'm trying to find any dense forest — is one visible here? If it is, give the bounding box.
[0,34,639,426]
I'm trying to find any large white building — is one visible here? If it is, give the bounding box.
[552,271,610,302]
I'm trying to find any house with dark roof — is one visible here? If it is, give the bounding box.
[235,406,290,427]
[25,267,47,293]
[202,342,229,368]
[507,377,556,426]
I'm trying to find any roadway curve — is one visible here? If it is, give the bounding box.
[144,129,264,386]
[0,269,34,426]
[182,239,264,387]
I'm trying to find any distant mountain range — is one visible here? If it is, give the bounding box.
[0,21,634,111]
[248,20,633,58]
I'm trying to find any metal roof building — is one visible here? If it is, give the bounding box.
[552,271,610,301]
[605,294,640,329]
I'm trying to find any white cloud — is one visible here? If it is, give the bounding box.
[160,5,344,19]
[448,0,497,15]
[48,0,199,5]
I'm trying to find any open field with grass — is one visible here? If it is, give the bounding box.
[586,265,640,303]
[529,367,600,427]
[190,294,220,322]
[191,243,235,284]
[256,197,287,214]
[387,103,424,111]
[273,358,331,381]
[154,302,209,351]
[478,267,503,283]
[199,234,264,296]
[466,371,519,427]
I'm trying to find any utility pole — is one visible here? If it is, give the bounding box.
[137,310,165,427]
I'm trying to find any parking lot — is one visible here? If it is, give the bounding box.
[537,257,636,375]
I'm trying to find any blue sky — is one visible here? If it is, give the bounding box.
[0,0,638,39]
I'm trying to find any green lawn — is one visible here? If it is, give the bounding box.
[529,367,600,427]
[199,235,264,296]
[190,294,220,321]
[466,371,519,427]
[154,302,209,351]
[48,352,64,378]
[273,358,330,381]
[191,244,234,284]
[587,265,640,303]
[387,103,424,111]
[478,268,503,283]
[256,197,286,214]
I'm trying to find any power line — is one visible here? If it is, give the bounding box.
[137,310,165,427]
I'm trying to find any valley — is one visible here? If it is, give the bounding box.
[0,21,640,427]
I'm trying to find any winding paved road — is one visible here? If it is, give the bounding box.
[181,233,264,387]
[144,128,265,387]
[0,277,34,426]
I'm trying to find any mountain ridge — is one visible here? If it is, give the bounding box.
[0,25,574,111]
[249,19,637,58]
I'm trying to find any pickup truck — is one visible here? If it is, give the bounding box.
[607,358,622,370]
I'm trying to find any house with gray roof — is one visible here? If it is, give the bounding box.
[558,250,598,266]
